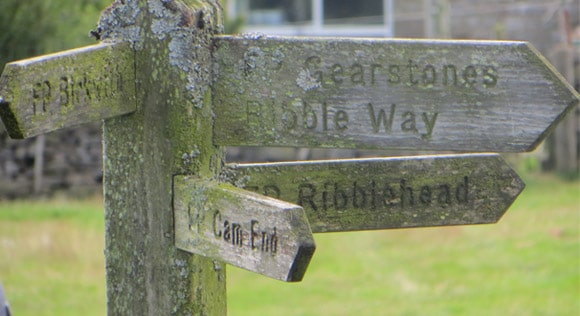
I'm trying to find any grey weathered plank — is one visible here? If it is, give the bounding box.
[212,36,579,152]
[174,177,315,282]
[222,154,525,233]
[0,42,136,139]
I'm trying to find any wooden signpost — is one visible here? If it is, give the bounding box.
[0,0,578,314]
[222,154,525,233]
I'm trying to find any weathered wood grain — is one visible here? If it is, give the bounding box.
[212,36,579,152]
[222,154,525,233]
[101,1,227,314]
[0,42,136,139]
[174,177,315,282]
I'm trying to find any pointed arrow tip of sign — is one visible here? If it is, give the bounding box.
[518,42,580,152]
[512,171,526,200]
[493,159,526,223]
[524,99,579,152]
[522,42,580,99]
[286,239,316,282]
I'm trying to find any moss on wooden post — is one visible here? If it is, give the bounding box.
[99,0,226,314]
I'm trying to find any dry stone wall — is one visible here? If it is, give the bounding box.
[0,123,102,199]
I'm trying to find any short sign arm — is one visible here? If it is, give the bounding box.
[0,43,136,139]
[173,178,316,282]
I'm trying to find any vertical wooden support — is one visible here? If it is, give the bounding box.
[423,0,450,38]
[553,45,578,174]
[546,8,579,175]
[33,134,45,194]
[100,1,226,314]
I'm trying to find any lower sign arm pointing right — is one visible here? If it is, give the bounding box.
[222,154,525,233]
[173,178,316,282]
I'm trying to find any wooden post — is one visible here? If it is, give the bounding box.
[552,46,578,174]
[546,8,579,175]
[423,0,450,38]
[33,134,45,194]
[99,1,226,314]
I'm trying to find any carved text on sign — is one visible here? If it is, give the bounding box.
[174,178,316,282]
[222,154,526,232]
[245,176,470,213]
[301,56,498,90]
[245,100,439,139]
[0,43,136,139]
[213,37,579,152]
[30,67,125,116]
[212,210,279,255]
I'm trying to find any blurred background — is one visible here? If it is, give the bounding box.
[0,1,578,315]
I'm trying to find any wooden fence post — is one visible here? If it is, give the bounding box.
[99,1,226,314]
[545,8,579,175]
[33,134,45,194]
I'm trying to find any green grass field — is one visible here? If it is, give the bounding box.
[0,173,578,315]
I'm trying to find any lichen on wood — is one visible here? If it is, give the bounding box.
[222,154,525,233]
[173,178,316,282]
[211,36,579,152]
[0,43,136,139]
[99,0,226,315]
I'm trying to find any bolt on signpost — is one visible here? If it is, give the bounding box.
[0,0,578,314]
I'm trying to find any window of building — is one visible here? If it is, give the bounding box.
[231,0,393,37]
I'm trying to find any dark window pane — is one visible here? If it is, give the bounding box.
[248,0,312,24]
[324,0,383,25]
[245,0,385,26]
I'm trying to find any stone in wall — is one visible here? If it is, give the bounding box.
[0,122,103,199]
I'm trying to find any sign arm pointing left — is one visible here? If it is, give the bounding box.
[0,42,136,139]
